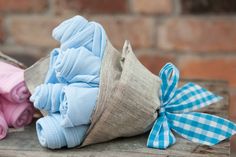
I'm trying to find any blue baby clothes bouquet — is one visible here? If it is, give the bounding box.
[25,15,236,150]
[29,16,105,149]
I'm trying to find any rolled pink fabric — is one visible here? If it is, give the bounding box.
[0,61,34,141]
[0,110,8,140]
[0,61,30,103]
[1,99,34,128]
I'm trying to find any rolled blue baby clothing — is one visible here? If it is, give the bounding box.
[52,16,106,58]
[44,48,61,84]
[36,114,88,149]
[30,84,65,113]
[32,15,108,149]
[52,16,89,45]
[54,47,101,85]
[60,83,98,127]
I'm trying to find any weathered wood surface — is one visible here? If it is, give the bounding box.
[0,80,230,157]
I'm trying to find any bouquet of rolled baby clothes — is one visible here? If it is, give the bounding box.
[0,58,34,140]
[26,15,236,150]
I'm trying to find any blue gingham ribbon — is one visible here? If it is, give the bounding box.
[147,63,236,149]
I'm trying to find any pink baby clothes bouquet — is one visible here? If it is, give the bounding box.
[0,61,34,139]
[0,110,8,140]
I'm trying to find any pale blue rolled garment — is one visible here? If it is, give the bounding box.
[44,48,61,84]
[30,84,65,113]
[52,16,89,45]
[34,15,106,149]
[60,83,98,127]
[45,16,90,84]
[52,16,106,58]
[45,16,106,85]
[36,114,88,149]
[54,47,101,85]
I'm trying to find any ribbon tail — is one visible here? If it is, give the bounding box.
[147,116,176,149]
[166,82,222,113]
[167,112,236,146]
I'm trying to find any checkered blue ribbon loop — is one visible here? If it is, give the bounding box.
[147,63,236,149]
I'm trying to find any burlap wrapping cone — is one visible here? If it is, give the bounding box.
[24,40,161,147]
[81,40,161,146]
[24,55,50,94]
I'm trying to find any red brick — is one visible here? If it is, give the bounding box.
[138,53,176,74]
[181,0,236,15]
[131,0,172,14]
[0,17,4,43]
[56,0,128,14]
[9,16,62,48]
[0,0,48,13]
[158,18,236,52]
[178,56,236,87]
[91,16,155,49]
[9,15,154,49]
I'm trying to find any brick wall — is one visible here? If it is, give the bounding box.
[0,0,236,152]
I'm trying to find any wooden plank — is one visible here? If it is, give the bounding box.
[0,80,230,157]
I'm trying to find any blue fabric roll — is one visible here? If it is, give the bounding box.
[52,16,106,58]
[44,48,61,84]
[33,15,107,149]
[54,47,101,85]
[52,16,89,45]
[36,114,88,149]
[60,83,98,127]
[30,84,65,113]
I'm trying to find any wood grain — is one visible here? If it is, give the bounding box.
[0,80,230,157]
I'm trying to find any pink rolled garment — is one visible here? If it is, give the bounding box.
[0,61,30,103]
[1,99,34,128]
[0,110,8,140]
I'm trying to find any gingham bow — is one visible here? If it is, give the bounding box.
[147,63,236,149]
